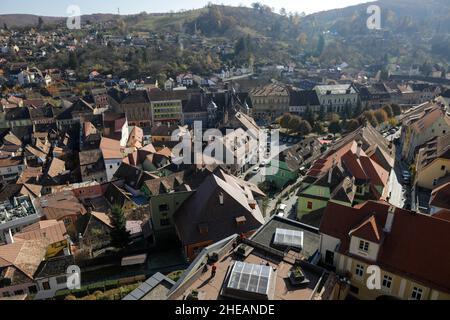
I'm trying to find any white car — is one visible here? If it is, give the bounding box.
[260,160,269,167]
[277,204,287,217]
[251,166,260,174]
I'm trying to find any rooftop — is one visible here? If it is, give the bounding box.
[166,231,329,301]
[0,195,38,226]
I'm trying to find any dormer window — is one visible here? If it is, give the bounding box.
[359,240,369,252]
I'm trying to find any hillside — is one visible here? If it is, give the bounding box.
[1,1,449,72]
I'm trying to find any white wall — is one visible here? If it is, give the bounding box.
[349,236,380,262]
[319,234,341,266]
[104,158,122,182]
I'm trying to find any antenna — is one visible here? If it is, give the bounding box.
[117,8,120,15]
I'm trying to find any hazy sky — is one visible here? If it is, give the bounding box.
[0,0,373,16]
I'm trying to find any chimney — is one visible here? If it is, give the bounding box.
[328,156,337,184]
[5,229,14,244]
[248,199,257,210]
[384,205,395,233]
[356,141,363,158]
[219,192,224,205]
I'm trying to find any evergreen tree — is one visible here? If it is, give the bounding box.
[110,205,131,249]
[328,120,342,136]
[68,51,79,69]
[37,17,44,30]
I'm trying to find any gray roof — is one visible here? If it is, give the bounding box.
[250,216,321,260]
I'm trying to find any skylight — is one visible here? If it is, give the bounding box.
[227,261,272,296]
[273,228,304,248]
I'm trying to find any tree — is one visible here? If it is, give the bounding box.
[318,105,326,121]
[37,17,44,30]
[391,103,402,116]
[352,99,363,118]
[363,110,378,127]
[279,8,287,16]
[3,23,7,31]
[328,121,342,136]
[345,119,360,132]
[326,112,340,122]
[141,48,149,64]
[313,122,325,134]
[110,205,130,249]
[315,34,325,57]
[68,51,79,69]
[278,113,291,129]
[374,109,388,124]
[382,105,394,118]
[287,115,301,134]
[297,120,312,136]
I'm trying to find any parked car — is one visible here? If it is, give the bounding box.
[277,204,288,217]
[251,166,260,174]
[260,160,269,167]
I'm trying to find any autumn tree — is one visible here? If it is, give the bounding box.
[278,113,292,129]
[345,119,360,132]
[382,105,394,118]
[362,110,378,127]
[297,120,312,136]
[374,109,388,124]
[287,115,301,133]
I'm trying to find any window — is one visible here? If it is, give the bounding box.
[110,165,113,169]
[441,165,446,171]
[42,282,50,290]
[411,287,423,300]
[359,240,370,252]
[14,290,24,295]
[382,275,393,289]
[349,285,359,295]
[2,292,11,297]
[63,217,72,226]
[159,204,169,212]
[28,285,38,294]
[307,201,313,210]
[355,264,364,278]
[160,217,171,226]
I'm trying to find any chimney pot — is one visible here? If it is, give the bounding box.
[5,229,14,244]
[384,205,395,233]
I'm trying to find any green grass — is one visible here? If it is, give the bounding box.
[166,270,185,282]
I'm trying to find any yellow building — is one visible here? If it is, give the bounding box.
[249,83,290,121]
[415,133,450,189]
[319,201,450,300]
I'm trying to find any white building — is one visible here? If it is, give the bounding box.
[0,196,41,243]
[314,84,358,114]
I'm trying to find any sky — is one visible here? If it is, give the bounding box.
[0,0,373,17]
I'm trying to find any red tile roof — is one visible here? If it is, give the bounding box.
[320,201,450,293]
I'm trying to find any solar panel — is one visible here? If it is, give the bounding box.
[227,261,272,296]
[273,228,303,248]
